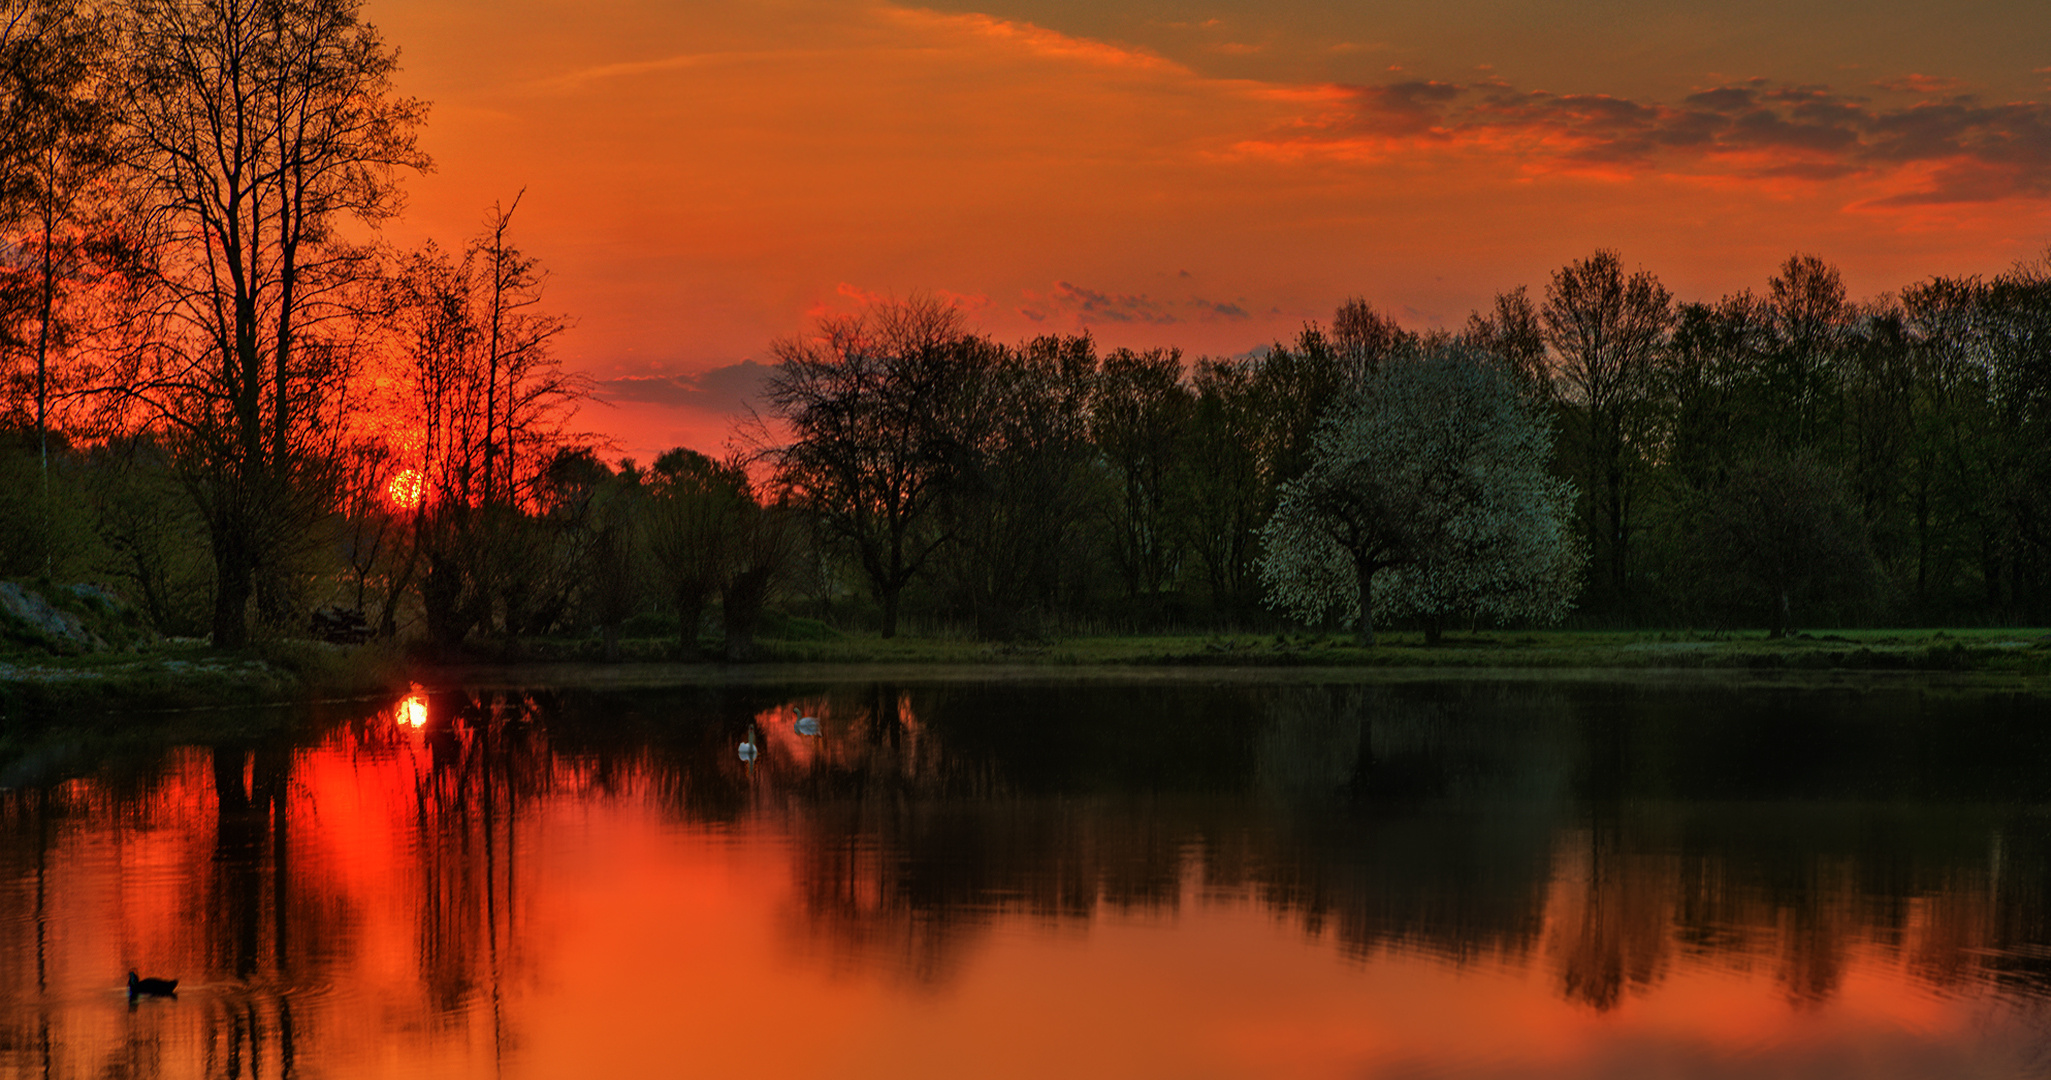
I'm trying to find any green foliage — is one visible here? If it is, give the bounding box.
[757,610,842,642]
[1260,344,1584,642]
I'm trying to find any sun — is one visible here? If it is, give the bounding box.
[386,468,426,510]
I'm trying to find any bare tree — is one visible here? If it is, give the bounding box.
[767,295,990,638]
[1090,345,1186,602]
[0,0,113,568]
[1331,296,1407,375]
[377,211,581,647]
[109,0,427,646]
[1763,253,1851,452]
[469,193,569,509]
[1541,249,1673,615]
[1462,286,1550,400]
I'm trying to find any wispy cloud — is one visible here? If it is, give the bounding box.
[1872,74,1965,94]
[537,50,824,92]
[1018,282,1254,326]
[889,9,1184,74]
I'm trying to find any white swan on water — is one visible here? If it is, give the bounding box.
[738,724,759,763]
[795,716,821,737]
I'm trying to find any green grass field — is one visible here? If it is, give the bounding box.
[4,625,2047,720]
[743,626,2051,675]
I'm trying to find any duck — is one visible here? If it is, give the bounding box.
[128,971,178,999]
[738,724,759,764]
[795,716,821,737]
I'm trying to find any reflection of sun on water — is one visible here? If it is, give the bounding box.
[386,468,425,510]
[397,689,428,729]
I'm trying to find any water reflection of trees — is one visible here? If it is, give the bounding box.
[747,681,2051,1012]
[6,680,2051,1074]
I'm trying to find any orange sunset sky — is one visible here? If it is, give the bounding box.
[365,0,2051,462]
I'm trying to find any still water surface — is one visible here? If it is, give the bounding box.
[4,675,2051,1078]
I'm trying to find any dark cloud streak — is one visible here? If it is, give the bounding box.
[1293,75,2051,204]
[594,359,775,411]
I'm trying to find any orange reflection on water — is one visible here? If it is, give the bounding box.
[3,690,2050,1079]
[397,686,428,728]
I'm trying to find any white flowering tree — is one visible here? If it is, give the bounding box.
[1259,345,1583,644]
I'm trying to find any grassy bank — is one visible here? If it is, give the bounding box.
[431,625,2051,677]
[3,625,2046,722]
[744,626,2051,675]
[0,637,410,719]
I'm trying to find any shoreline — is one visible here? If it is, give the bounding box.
[0,627,2044,718]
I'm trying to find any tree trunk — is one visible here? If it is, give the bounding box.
[1352,556,1377,647]
[34,196,54,577]
[880,586,901,639]
[676,587,706,653]
[724,568,772,661]
[1424,616,1444,647]
[421,550,472,649]
[212,538,253,649]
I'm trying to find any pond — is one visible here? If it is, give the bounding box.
[4,674,2051,1078]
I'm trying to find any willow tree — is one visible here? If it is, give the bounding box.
[112,0,426,646]
[644,447,749,650]
[1259,344,1582,645]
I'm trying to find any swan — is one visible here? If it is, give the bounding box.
[128,971,178,999]
[738,724,759,763]
[795,716,820,737]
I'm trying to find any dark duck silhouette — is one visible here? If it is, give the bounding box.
[128,971,178,999]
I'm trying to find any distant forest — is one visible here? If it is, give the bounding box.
[3,0,2048,653]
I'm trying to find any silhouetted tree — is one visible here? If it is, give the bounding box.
[1461,286,1550,401]
[1090,345,1187,603]
[0,0,114,570]
[719,490,797,661]
[1182,357,1269,619]
[1762,254,1851,454]
[940,333,1098,639]
[109,0,427,646]
[1542,249,1672,617]
[768,296,991,637]
[1693,452,1875,637]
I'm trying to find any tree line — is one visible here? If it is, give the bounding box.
[762,251,2051,640]
[3,0,2047,651]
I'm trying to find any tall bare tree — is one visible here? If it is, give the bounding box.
[385,216,580,646]
[1462,286,1550,400]
[0,0,112,568]
[768,296,990,638]
[1763,253,1851,453]
[1091,345,1187,602]
[1541,249,1673,614]
[110,0,427,646]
